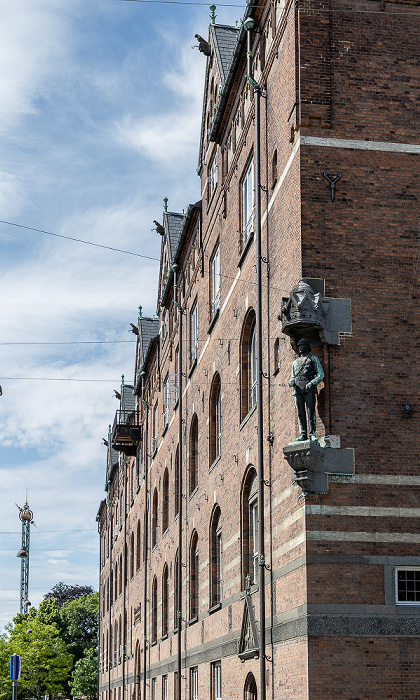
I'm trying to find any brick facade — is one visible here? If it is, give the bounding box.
[97,1,420,698]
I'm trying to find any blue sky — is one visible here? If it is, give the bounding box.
[0,0,243,630]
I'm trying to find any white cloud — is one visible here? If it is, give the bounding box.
[0,0,75,131]
[112,44,205,166]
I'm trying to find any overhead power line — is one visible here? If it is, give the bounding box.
[0,529,97,534]
[119,0,419,13]
[0,341,136,346]
[0,220,160,262]
[0,377,118,382]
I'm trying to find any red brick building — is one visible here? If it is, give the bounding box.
[97,1,420,698]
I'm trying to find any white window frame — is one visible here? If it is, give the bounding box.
[163,374,170,429]
[250,323,257,410]
[216,385,221,459]
[161,309,168,341]
[242,157,254,246]
[210,243,220,318]
[190,302,198,364]
[395,567,420,605]
[209,151,218,200]
[212,661,222,700]
[152,402,159,453]
[162,675,168,700]
[191,667,198,700]
[216,517,222,603]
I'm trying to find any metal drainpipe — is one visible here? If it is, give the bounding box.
[172,264,183,700]
[141,373,149,700]
[245,17,266,700]
[108,495,113,700]
[122,457,128,700]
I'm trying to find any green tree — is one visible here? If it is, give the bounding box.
[44,582,94,607]
[7,617,73,700]
[37,596,62,628]
[59,592,99,662]
[70,647,98,700]
[0,634,10,700]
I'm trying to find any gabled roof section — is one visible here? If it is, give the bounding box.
[106,444,119,487]
[120,383,135,413]
[210,24,240,84]
[157,209,186,310]
[160,201,201,308]
[165,212,185,266]
[134,316,159,393]
[138,317,160,372]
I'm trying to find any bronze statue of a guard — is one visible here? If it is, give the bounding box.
[289,338,324,442]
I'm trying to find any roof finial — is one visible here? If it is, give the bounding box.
[163,197,168,214]
[209,3,216,26]
[138,305,142,320]
[121,374,125,387]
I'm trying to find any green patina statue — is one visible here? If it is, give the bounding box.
[289,338,324,443]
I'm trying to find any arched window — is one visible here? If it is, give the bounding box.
[113,620,117,666]
[152,488,158,548]
[118,614,122,663]
[134,640,141,678]
[209,373,221,466]
[240,310,257,422]
[244,672,257,700]
[119,554,123,595]
[151,576,158,643]
[162,564,169,637]
[189,531,199,620]
[210,506,222,607]
[241,467,259,587]
[136,521,141,571]
[189,414,199,494]
[109,625,113,667]
[174,549,179,630]
[114,562,118,600]
[273,337,280,374]
[271,148,278,188]
[174,445,179,518]
[162,468,169,534]
[130,532,135,579]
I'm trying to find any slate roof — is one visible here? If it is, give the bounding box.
[165,211,185,266]
[121,383,135,413]
[106,445,119,485]
[138,317,160,371]
[210,24,239,84]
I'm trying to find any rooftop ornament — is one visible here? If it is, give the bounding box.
[209,3,216,26]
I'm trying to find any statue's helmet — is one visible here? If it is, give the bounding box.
[297,337,311,352]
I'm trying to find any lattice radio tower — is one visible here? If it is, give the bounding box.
[16,499,34,614]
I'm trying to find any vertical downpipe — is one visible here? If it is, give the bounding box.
[246,17,266,700]
[122,457,128,700]
[108,496,112,700]
[141,374,149,700]
[173,264,183,700]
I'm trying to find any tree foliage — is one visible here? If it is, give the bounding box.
[70,647,98,700]
[60,591,99,662]
[0,585,99,700]
[7,617,73,700]
[44,582,95,607]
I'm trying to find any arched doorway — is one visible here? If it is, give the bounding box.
[244,672,257,700]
